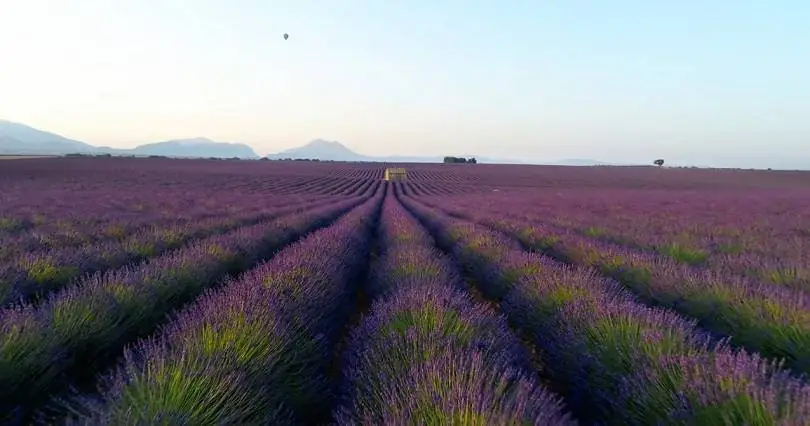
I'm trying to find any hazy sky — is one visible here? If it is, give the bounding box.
[1,1,808,166]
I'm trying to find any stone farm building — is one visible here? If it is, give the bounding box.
[383,167,408,181]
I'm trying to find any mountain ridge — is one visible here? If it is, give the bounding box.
[131,138,259,158]
[3,119,809,169]
[0,120,97,153]
[265,138,534,164]
[0,119,616,165]
[0,120,259,158]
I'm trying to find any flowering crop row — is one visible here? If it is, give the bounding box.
[0,161,380,241]
[268,175,369,196]
[0,180,375,301]
[0,191,337,260]
[0,213,183,258]
[0,184,311,230]
[0,184,378,423]
[64,187,384,424]
[0,174,370,251]
[418,197,810,377]
[334,193,574,424]
[429,192,810,292]
[401,194,810,425]
[0,195,356,307]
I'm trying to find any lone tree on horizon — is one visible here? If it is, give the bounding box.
[654,159,665,167]
[443,156,476,164]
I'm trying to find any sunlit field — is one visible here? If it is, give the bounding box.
[1,156,809,425]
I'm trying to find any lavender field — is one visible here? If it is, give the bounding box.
[1,156,809,425]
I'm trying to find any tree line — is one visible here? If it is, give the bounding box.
[443,156,477,164]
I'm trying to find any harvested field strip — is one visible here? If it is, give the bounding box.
[401,194,810,425]
[60,188,384,425]
[333,189,574,424]
[418,197,810,377]
[0,187,377,423]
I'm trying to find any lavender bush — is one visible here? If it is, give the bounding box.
[435,192,810,292]
[64,189,383,424]
[420,197,810,376]
[0,190,375,423]
[402,194,810,425]
[335,194,574,425]
[0,196,343,306]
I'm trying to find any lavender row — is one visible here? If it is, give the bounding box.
[0,191,353,295]
[0,186,312,233]
[64,188,384,425]
[0,174,359,245]
[401,195,810,425]
[0,192,335,261]
[0,196,351,307]
[420,198,810,376]
[0,187,376,423]
[437,193,810,291]
[335,194,574,424]
[0,212,175,257]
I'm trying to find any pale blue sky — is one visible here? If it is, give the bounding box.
[1,1,808,166]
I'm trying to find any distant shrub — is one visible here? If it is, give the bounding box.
[443,156,477,164]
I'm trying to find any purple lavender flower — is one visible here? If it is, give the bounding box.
[336,194,574,424]
[0,193,376,419]
[400,194,810,424]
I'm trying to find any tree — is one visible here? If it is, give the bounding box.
[468,157,477,164]
[443,156,476,164]
[654,159,664,167]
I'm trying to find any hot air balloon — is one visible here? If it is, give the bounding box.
[283,33,289,40]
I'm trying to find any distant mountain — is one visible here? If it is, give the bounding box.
[0,135,23,150]
[0,120,259,158]
[1,119,625,165]
[0,120,98,154]
[129,137,259,158]
[265,139,524,164]
[269,139,367,161]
